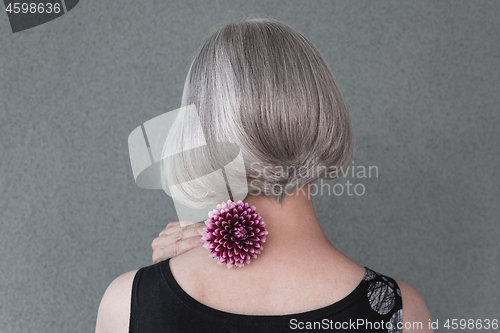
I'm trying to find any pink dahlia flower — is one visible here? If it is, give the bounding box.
[202,200,268,268]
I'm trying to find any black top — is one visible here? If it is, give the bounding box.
[129,259,403,332]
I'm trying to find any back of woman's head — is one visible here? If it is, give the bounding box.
[162,18,352,206]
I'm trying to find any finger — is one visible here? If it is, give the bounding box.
[158,222,182,237]
[181,223,207,239]
[152,224,206,251]
[152,234,178,251]
[159,221,204,237]
[152,236,204,264]
[152,232,180,251]
[160,221,193,236]
[163,221,181,232]
[179,221,198,228]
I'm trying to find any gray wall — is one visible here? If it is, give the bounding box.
[1,0,499,332]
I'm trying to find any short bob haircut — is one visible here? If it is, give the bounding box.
[161,18,352,206]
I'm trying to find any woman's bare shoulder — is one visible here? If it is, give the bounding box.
[395,279,433,333]
[95,269,138,333]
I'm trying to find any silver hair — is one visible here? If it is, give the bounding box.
[161,18,352,206]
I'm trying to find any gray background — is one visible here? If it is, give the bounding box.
[1,0,499,332]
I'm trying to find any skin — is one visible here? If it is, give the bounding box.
[151,221,206,264]
[95,185,433,332]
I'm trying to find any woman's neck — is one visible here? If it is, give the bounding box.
[169,184,365,315]
[244,185,333,257]
[222,184,346,274]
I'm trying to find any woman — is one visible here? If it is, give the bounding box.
[95,19,432,332]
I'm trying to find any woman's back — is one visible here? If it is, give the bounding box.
[167,187,365,314]
[129,252,404,332]
[168,232,367,316]
[96,186,430,333]
[126,191,407,332]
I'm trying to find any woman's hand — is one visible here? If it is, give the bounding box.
[151,221,206,264]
